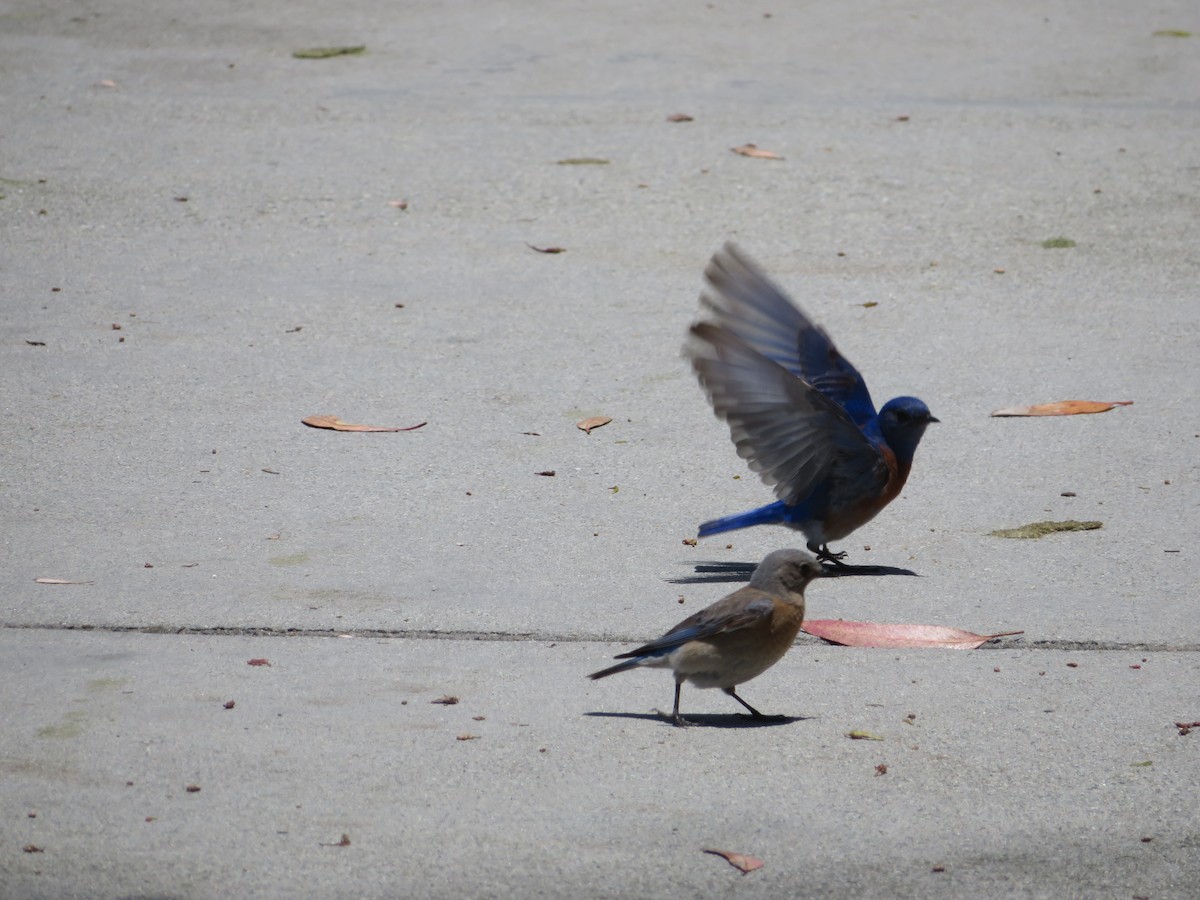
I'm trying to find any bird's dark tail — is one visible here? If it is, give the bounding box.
[587,658,643,680]
[697,501,789,538]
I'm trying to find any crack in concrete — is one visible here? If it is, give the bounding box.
[3,622,1199,652]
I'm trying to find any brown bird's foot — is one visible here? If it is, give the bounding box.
[669,682,692,726]
[815,544,850,567]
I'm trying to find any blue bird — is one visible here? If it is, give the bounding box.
[685,244,938,565]
[589,549,825,726]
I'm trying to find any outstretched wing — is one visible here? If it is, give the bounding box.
[687,323,892,507]
[700,243,877,425]
[616,589,775,660]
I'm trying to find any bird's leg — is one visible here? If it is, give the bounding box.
[670,681,691,727]
[724,687,766,718]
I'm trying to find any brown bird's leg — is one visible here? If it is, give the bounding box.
[724,687,766,718]
[671,680,691,727]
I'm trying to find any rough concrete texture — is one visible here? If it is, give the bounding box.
[2,0,1198,896]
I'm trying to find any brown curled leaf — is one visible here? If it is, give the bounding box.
[704,847,763,874]
[990,400,1132,417]
[303,415,426,432]
[732,143,783,160]
[576,416,612,434]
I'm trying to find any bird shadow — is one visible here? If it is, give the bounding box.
[585,710,808,729]
[668,559,918,585]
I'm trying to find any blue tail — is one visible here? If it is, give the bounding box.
[697,501,791,537]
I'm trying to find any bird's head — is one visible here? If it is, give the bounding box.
[877,396,938,463]
[751,548,828,595]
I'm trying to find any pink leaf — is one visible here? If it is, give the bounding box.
[802,620,1023,649]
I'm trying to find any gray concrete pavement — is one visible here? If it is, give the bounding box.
[2,0,1198,896]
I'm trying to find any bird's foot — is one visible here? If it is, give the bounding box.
[669,712,694,728]
[816,544,849,567]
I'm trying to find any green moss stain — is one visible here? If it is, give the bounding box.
[37,710,87,740]
[989,520,1102,539]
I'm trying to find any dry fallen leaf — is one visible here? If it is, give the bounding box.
[802,620,1023,649]
[667,113,694,122]
[1175,720,1200,736]
[22,844,44,854]
[576,416,612,434]
[34,577,93,585]
[527,244,566,254]
[247,658,272,667]
[991,400,1132,417]
[292,46,366,59]
[431,695,459,705]
[185,785,201,793]
[303,415,426,432]
[535,470,556,477]
[456,734,481,741]
[704,848,763,874]
[731,143,783,160]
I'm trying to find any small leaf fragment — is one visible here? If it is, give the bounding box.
[292,46,366,59]
[1152,29,1191,37]
[319,833,352,847]
[556,157,609,165]
[666,113,694,122]
[456,733,480,741]
[302,415,426,432]
[185,784,202,793]
[34,577,93,585]
[732,143,783,160]
[991,400,1132,417]
[576,416,612,434]
[223,700,236,710]
[846,730,885,741]
[989,520,1102,539]
[535,470,556,477]
[1041,236,1076,248]
[703,848,763,874]
[527,243,566,254]
[1130,760,1153,767]
[802,620,1023,649]
[22,844,44,854]
[247,658,272,667]
[431,695,459,705]
[682,537,698,546]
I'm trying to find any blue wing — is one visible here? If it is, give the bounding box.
[700,244,877,425]
[615,590,775,660]
[687,323,891,508]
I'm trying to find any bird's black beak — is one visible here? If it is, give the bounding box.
[928,415,940,424]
